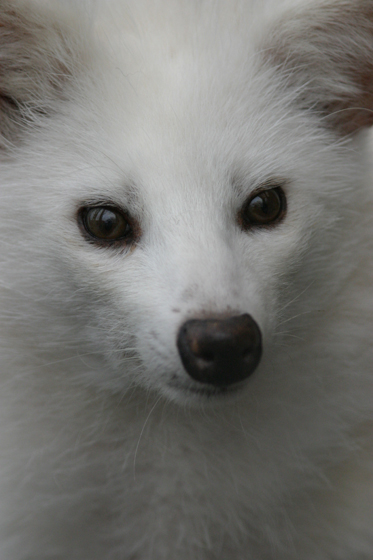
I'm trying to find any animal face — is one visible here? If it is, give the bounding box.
[0,0,371,407]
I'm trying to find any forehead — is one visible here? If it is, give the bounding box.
[44,0,332,209]
[84,2,289,173]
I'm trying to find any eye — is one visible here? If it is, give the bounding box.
[239,186,286,229]
[79,206,133,243]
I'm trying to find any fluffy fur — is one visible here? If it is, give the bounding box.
[0,0,372,558]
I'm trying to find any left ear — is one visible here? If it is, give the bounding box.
[264,0,373,135]
[0,0,85,148]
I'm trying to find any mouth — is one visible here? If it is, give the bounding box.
[167,378,246,400]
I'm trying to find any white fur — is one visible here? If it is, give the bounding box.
[0,0,372,558]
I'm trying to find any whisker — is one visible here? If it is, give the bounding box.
[277,281,315,315]
[133,396,163,481]
[277,309,314,327]
[274,331,306,342]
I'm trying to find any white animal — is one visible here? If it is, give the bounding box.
[0,0,372,558]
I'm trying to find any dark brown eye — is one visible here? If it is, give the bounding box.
[80,206,132,242]
[240,187,286,228]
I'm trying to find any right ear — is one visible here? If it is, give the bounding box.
[0,0,83,149]
[262,0,373,135]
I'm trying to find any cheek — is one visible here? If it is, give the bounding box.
[235,231,301,307]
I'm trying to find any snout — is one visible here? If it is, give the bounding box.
[177,314,262,387]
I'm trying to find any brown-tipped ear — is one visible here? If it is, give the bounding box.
[0,0,81,147]
[264,0,373,135]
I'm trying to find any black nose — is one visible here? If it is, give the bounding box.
[177,314,262,387]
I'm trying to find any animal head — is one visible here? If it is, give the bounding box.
[0,0,372,406]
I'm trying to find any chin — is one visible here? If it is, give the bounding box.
[163,377,247,406]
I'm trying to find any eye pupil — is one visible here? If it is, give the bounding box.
[81,206,132,242]
[251,194,271,216]
[96,209,118,235]
[241,187,285,228]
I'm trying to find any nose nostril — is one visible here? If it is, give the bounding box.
[190,340,216,363]
[196,351,215,363]
[177,314,262,387]
[189,340,214,362]
[242,343,256,358]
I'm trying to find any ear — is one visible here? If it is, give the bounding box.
[264,0,373,135]
[0,0,82,148]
